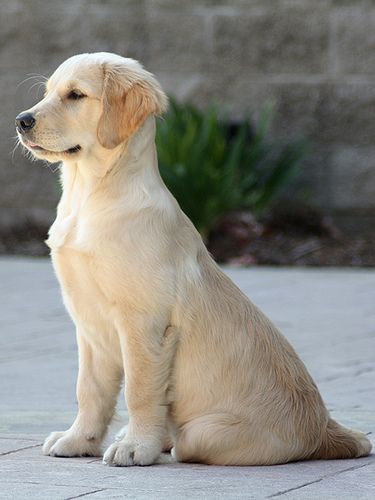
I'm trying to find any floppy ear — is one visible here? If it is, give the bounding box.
[97,66,168,149]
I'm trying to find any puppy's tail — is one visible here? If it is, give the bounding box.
[311,418,372,460]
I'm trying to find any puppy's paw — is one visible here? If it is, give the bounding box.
[43,430,101,457]
[43,431,66,455]
[352,430,373,457]
[103,437,161,466]
[115,425,174,454]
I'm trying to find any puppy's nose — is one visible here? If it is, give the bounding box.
[15,112,36,131]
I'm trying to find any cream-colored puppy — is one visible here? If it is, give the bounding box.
[16,52,371,466]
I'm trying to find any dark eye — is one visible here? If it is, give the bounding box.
[67,90,86,100]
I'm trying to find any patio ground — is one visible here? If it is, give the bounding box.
[0,257,374,499]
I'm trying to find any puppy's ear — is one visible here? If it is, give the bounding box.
[98,65,168,149]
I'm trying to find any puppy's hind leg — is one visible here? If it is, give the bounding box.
[173,413,302,466]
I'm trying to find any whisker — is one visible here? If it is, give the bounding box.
[17,73,48,95]
[30,73,48,81]
[28,80,46,98]
[45,161,61,174]
[10,137,21,164]
[16,75,43,90]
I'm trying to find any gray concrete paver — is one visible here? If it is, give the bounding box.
[0,258,374,499]
[277,461,375,500]
[0,437,43,455]
[1,447,374,500]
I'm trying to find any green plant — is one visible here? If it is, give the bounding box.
[156,98,306,238]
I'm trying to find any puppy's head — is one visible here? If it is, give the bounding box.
[16,52,167,162]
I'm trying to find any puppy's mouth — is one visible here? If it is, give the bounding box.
[22,138,81,156]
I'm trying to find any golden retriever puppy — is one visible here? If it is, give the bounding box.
[16,52,372,466]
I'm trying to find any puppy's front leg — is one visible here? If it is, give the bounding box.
[104,317,177,466]
[43,328,123,457]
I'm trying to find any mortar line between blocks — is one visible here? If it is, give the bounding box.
[64,488,107,500]
[268,461,373,498]
[0,442,43,456]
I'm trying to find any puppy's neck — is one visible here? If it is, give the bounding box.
[48,117,167,250]
[59,116,166,208]
[125,116,159,167]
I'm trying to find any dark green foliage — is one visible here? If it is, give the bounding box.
[156,99,306,237]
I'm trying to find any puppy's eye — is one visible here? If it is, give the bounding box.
[67,90,86,100]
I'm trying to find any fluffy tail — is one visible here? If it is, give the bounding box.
[311,419,372,460]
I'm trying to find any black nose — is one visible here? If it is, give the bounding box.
[15,112,36,131]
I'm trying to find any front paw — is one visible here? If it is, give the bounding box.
[43,430,102,457]
[103,437,161,466]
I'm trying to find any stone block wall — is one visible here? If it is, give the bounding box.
[1,0,375,232]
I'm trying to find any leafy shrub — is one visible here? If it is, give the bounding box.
[156,99,306,238]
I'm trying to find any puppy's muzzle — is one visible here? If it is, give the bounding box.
[15,112,36,133]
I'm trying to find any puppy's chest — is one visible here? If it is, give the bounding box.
[46,209,91,251]
[48,209,175,317]
[52,248,111,317]
[51,238,151,321]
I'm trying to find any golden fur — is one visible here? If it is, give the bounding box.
[17,52,372,466]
